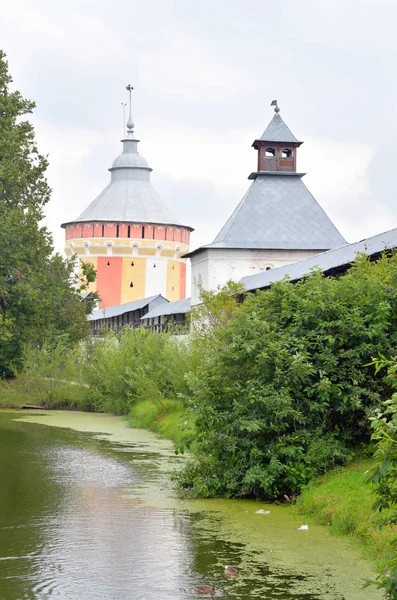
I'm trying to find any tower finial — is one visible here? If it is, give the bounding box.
[126,84,134,131]
[271,99,280,113]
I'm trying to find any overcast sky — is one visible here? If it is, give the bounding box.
[1,0,396,257]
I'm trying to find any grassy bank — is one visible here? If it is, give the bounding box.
[0,376,46,407]
[129,398,192,445]
[295,459,397,570]
[0,375,91,410]
[0,375,192,445]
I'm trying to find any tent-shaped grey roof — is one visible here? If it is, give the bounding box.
[256,113,302,144]
[70,177,186,227]
[186,175,346,257]
[142,297,191,320]
[88,294,168,321]
[62,128,193,231]
[241,227,397,292]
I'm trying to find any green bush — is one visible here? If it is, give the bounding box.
[23,338,87,407]
[130,398,192,444]
[85,327,194,414]
[366,357,397,598]
[18,328,196,417]
[175,253,397,499]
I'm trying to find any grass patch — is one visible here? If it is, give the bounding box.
[0,376,45,407]
[295,458,397,569]
[129,399,192,445]
[0,375,91,410]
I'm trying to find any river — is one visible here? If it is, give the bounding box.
[0,410,381,599]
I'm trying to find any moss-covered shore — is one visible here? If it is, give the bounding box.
[129,398,192,444]
[0,376,90,410]
[295,459,397,572]
[0,376,191,441]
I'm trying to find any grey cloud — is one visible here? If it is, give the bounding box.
[151,173,241,249]
[2,0,397,254]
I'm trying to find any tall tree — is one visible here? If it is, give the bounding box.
[0,50,91,377]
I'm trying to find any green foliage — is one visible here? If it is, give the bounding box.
[0,375,45,407]
[129,398,193,444]
[0,50,90,377]
[85,327,194,414]
[176,254,397,499]
[79,261,97,291]
[23,338,89,408]
[366,357,397,598]
[189,280,244,352]
[10,327,196,420]
[296,459,397,565]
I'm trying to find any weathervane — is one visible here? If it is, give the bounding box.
[271,99,280,113]
[126,84,134,132]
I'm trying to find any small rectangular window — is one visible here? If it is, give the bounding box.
[92,225,95,237]
[116,225,119,238]
[102,224,105,237]
[128,225,131,238]
[142,226,145,239]
[153,227,155,239]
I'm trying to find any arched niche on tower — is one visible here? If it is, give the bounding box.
[105,240,115,256]
[131,242,140,257]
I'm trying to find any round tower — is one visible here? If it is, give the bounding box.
[61,87,193,309]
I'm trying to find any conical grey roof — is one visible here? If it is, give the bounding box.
[257,112,301,144]
[62,127,193,230]
[209,174,346,250]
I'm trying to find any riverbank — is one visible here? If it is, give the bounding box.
[129,398,193,444]
[0,376,91,410]
[0,376,45,407]
[296,459,397,572]
[0,376,190,443]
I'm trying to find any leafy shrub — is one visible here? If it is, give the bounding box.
[366,357,397,598]
[85,327,194,414]
[23,338,87,407]
[129,398,192,444]
[176,253,397,499]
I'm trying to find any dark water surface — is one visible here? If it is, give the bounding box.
[0,411,380,600]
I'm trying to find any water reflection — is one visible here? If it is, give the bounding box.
[0,411,379,599]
